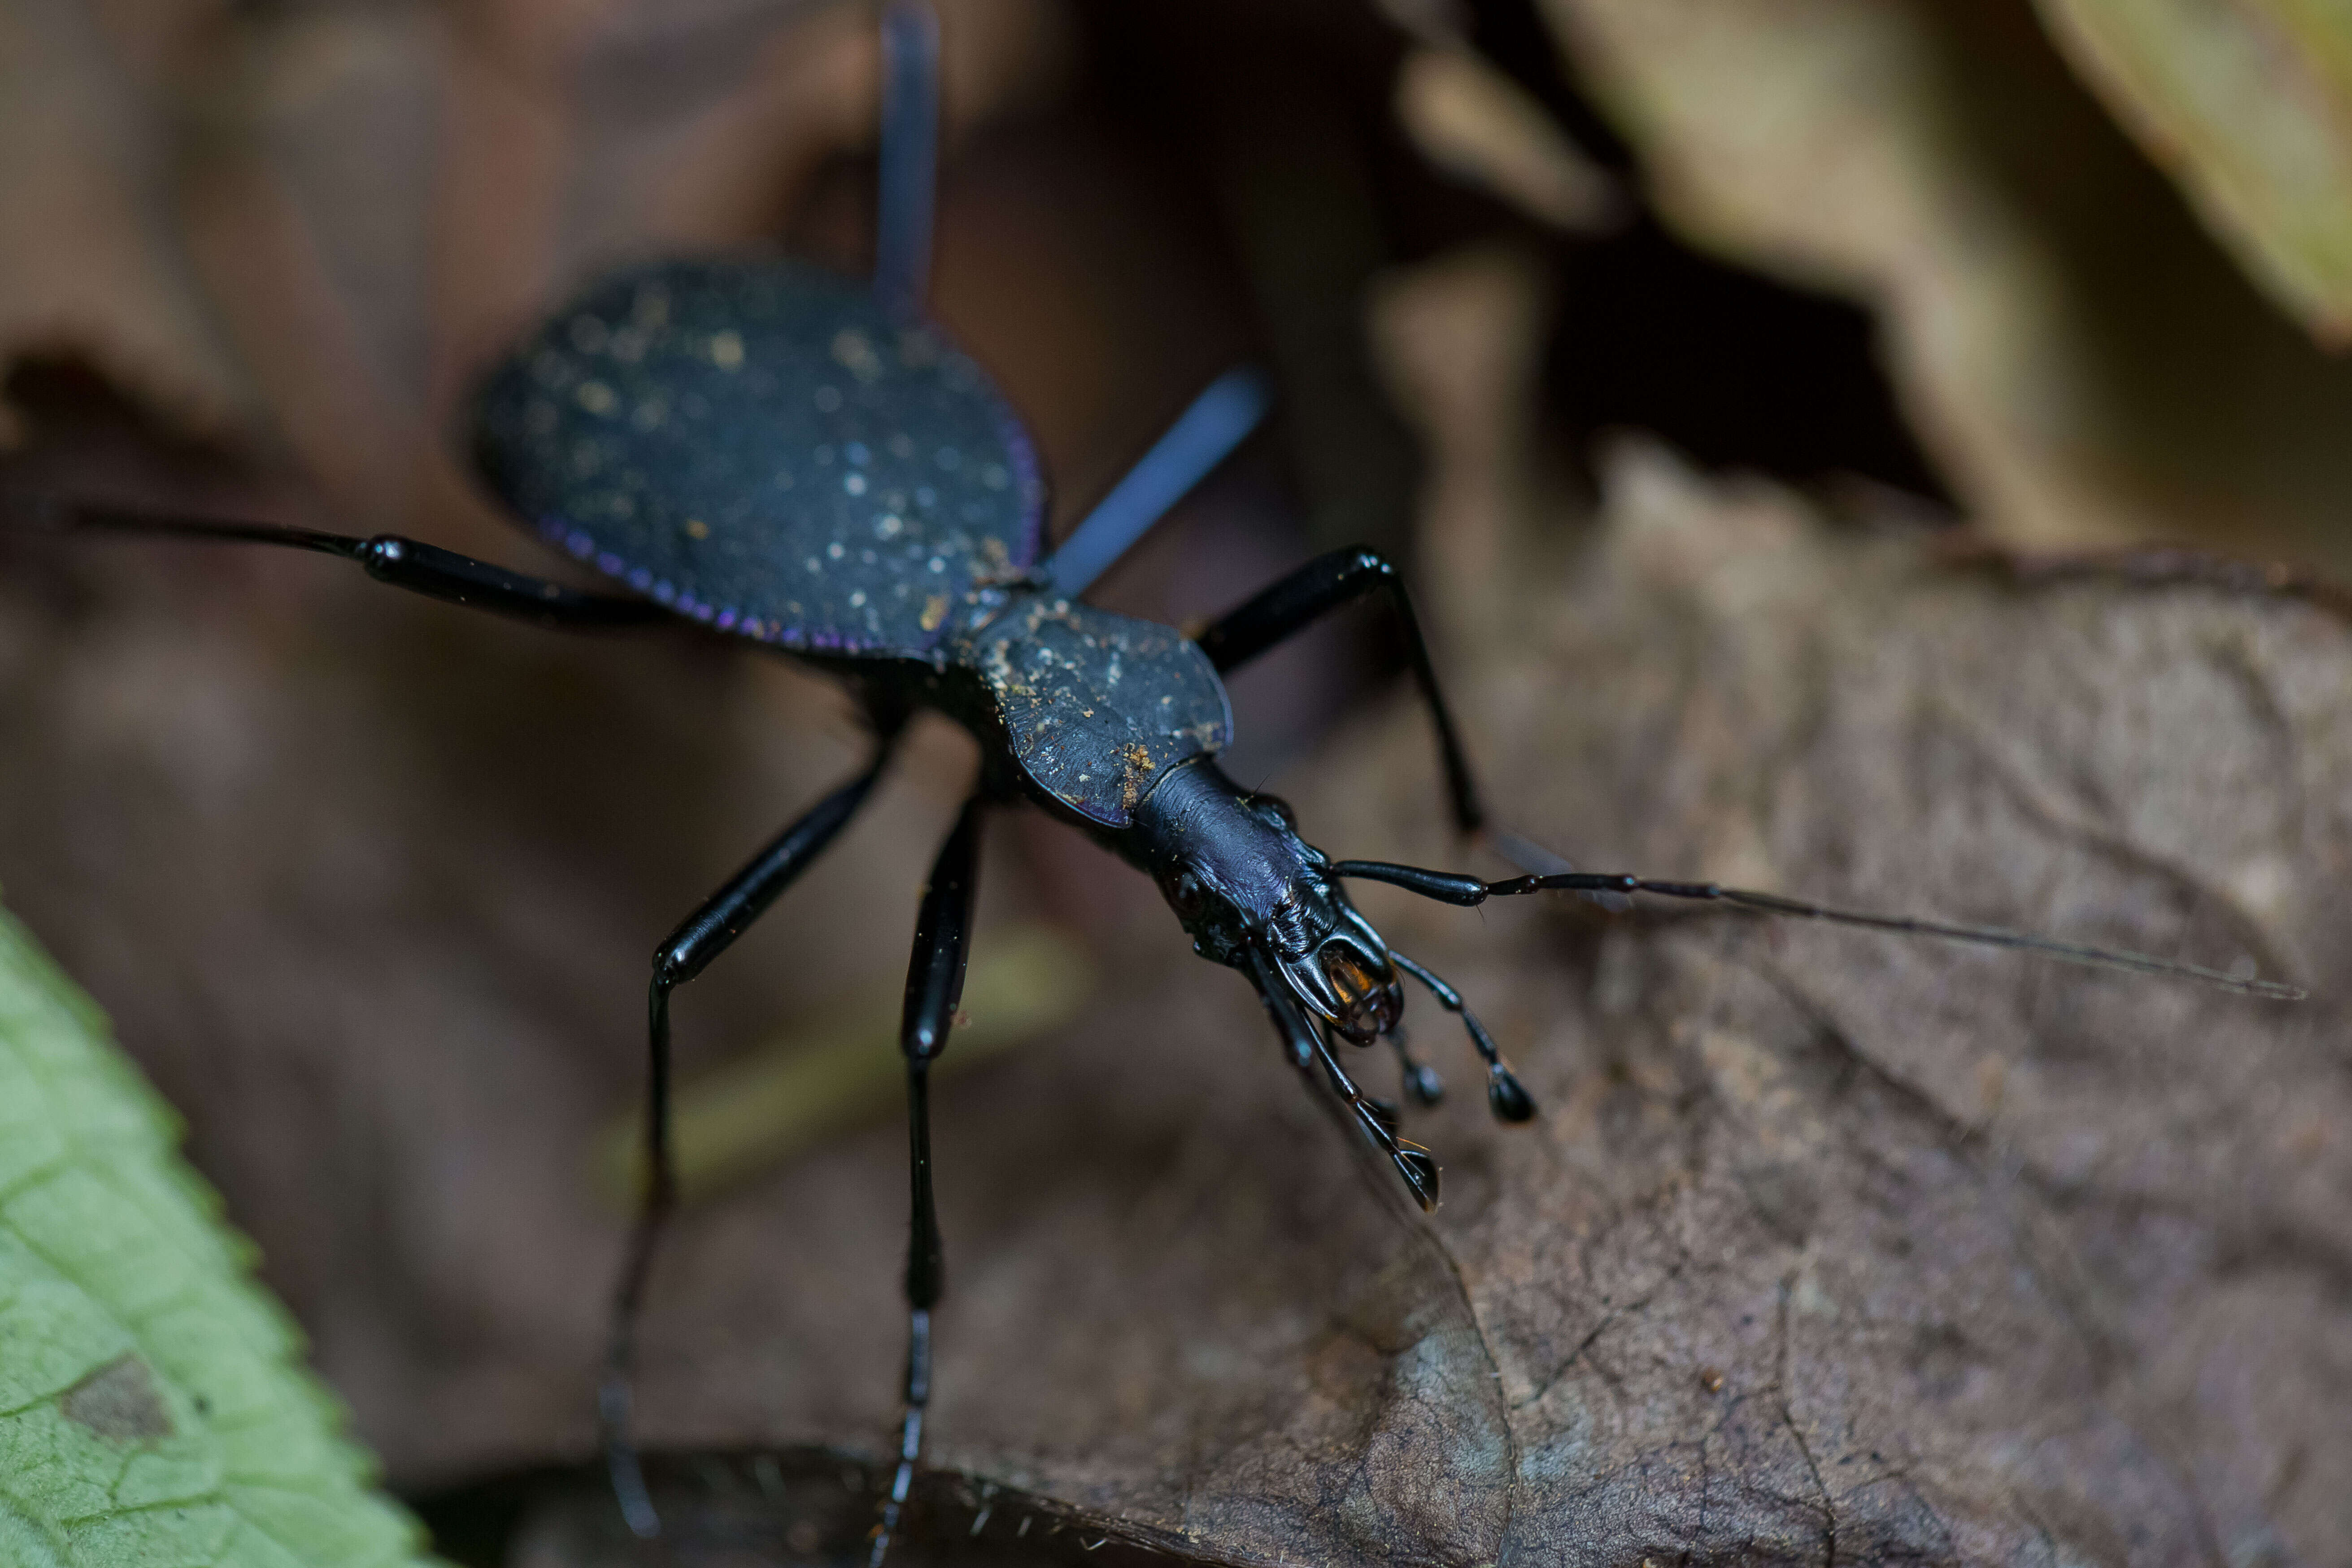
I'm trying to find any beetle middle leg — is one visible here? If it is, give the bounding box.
[1195,547,1484,833]
[871,792,985,1566]
[5,496,667,629]
[605,722,908,1538]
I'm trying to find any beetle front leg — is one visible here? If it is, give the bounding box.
[1197,547,1484,834]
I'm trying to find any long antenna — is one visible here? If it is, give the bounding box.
[1331,860,2308,1001]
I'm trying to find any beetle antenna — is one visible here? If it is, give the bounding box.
[1483,825,1631,911]
[1389,951,1536,1121]
[1333,861,2308,1001]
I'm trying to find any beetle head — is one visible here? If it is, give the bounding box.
[1128,759,1402,1041]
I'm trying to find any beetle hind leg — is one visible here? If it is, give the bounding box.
[875,0,940,324]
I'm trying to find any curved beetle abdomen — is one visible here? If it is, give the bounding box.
[474,257,1043,655]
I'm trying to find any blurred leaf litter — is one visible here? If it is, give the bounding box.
[2035,0,2352,346]
[1536,0,2352,571]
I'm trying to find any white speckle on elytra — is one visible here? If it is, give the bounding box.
[828,541,845,560]
[850,590,867,608]
[832,328,884,381]
[845,474,867,496]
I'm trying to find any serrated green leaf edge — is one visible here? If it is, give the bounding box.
[2037,0,2352,344]
[0,904,433,1568]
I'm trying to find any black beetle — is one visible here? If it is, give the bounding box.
[4,4,2303,1561]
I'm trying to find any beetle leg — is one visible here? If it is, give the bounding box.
[604,734,903,1538]
[4,494,666,628]
[875,0,940,324]
[872,793,984,1567]
[1196,547,1483,833]
[1040,366,1273,599]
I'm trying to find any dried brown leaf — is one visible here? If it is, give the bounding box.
[8,437,2346,1563]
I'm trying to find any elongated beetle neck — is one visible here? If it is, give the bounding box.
[1114,757,1403,1041]
[1113,758,1311,934]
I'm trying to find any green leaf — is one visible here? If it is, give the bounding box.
[0,904,431,1568]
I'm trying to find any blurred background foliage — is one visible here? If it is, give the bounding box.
[9,0,2352,573]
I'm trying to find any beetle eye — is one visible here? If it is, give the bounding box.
[1161,871,1206,919]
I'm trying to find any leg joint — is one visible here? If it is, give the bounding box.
[1337,545,1401,587]
[651,942,695,989]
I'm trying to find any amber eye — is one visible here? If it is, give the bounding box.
[1161,871,1207,919]
[1324,947,1374,996]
